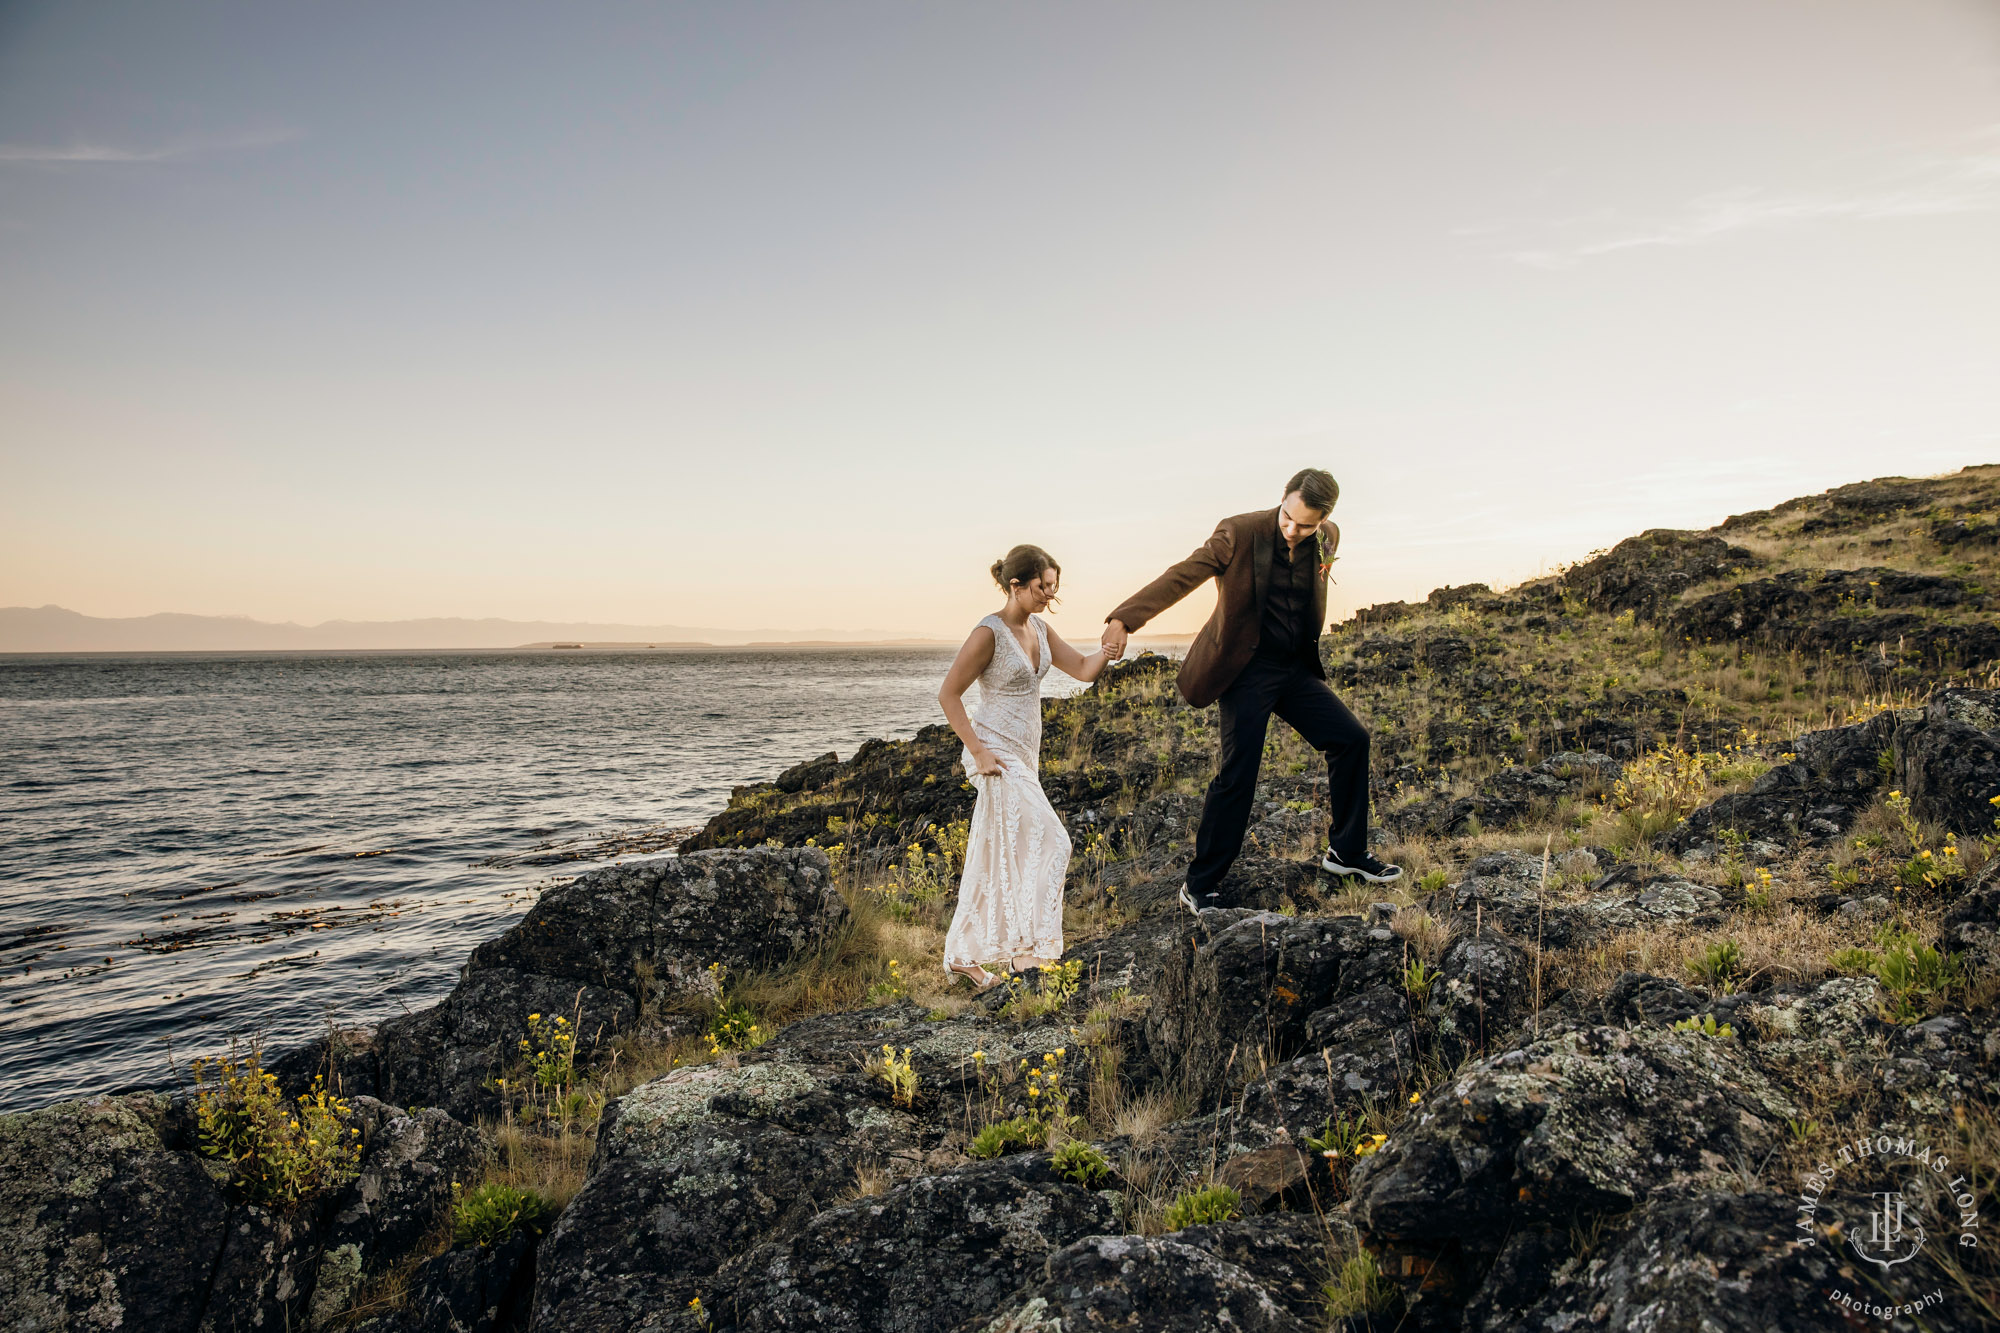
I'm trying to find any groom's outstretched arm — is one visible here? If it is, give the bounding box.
[1104,522,1236,649]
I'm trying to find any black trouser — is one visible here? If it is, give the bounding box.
[1185,654,1370,897]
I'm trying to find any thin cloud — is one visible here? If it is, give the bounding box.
[0,127,299,165]
[1501,130,2000,269]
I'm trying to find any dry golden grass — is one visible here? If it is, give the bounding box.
[1391,908,1456,964]
[843,1161,892,1201]
[1111,1088,1184,1150]
[483,1114,597,1213]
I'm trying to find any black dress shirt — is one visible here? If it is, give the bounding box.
[1256,530,1319,661]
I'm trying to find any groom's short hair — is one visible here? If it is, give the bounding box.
[1284,468,1338,515]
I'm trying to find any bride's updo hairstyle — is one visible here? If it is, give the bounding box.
[991,544,1060,594]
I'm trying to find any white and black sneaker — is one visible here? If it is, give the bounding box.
[1176,883,1200,917]
[1320,850,1404,884]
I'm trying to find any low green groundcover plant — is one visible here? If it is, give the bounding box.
[1049,1140,1111,1187]
[452,1181,551,1245]
[968,1116,1042,1159]
[1161,1183,1241,1230]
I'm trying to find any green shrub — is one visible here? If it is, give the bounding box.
[190,1047,361,1208]
[1417,869,1450,894]
[1161,1184,1241,1230]
[1050,1140,1111,1187]
[452,1182,551,1245]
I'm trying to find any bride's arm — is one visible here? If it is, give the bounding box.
[938,626,1004,774]
[1045,626,1115,683]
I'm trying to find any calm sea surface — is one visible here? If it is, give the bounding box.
[0,648,1092,1111]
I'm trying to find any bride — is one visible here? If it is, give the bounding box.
[936,544,1116,991]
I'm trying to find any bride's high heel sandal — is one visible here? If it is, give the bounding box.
[950,963,1003,994]
[1010,956,1056,984]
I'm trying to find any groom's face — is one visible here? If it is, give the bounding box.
[1278,492,1327,548]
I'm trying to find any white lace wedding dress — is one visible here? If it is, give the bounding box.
[942,613,1071,974]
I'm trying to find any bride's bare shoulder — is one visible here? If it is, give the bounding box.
[954,621,997,659]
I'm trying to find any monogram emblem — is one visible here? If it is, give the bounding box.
[1851,1188,1926,1269]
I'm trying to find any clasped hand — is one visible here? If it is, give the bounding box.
[1100,618,1129,660]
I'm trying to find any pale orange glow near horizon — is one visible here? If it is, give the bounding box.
[3,3,1997,641]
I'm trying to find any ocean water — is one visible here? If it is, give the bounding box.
[0,648,1093,1111]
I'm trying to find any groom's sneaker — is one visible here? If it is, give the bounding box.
[1320,850,1404,884]
[1177,883,1227,916]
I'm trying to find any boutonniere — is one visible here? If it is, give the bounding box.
[1316,530,1338,580]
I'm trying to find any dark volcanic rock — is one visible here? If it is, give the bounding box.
[1667,710,1900,852]
[532,1000,1081,1333]
[1145,911,1403,1109]
[198,1202,327,1333]
[395,1228,539,1333]
[1212,1144,1323,1216]
[1351,1021,1795,1304]
[1,1090,495,1333]
[1234,929,1532,1148]
[1563,529,1757,618]
[975,1229,1315,1333]
[532,1058,925,1332]
[325,1099,489,1271]
[1491,1190,1932,1333]
[1800,477,1936,531]
[1893,688,2000,836]
[1216,854,1324,910]
[373,848,846,1118]
[1670,567,2000,666]
[721,1152,1119,1332]
[1941,877,2000,974]
[1349,599,1417,627]
[776,751,840,794]
[1427,583,1493,612]
[0,1094,234,1333]
[1423,634,1472,673]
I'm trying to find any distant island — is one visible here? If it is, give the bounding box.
[0,605,947,653]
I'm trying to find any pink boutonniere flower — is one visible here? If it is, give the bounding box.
[1316,530,1338,581]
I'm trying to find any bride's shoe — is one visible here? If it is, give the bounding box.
[950,963,1003,994]
[1010,956,1056,978]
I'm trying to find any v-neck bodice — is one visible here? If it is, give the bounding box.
[967,613,1049,766]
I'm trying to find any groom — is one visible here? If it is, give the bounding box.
[1100,468,1401,913]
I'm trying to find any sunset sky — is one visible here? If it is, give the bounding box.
[3,2,1998,641]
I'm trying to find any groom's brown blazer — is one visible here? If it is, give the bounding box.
[1108,507,1339,709]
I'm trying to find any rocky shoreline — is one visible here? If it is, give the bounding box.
[8,470,2000,1332]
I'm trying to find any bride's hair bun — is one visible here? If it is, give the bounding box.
[992,544,1060,591]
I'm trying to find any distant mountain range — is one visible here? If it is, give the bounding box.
[0,606,950,653]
